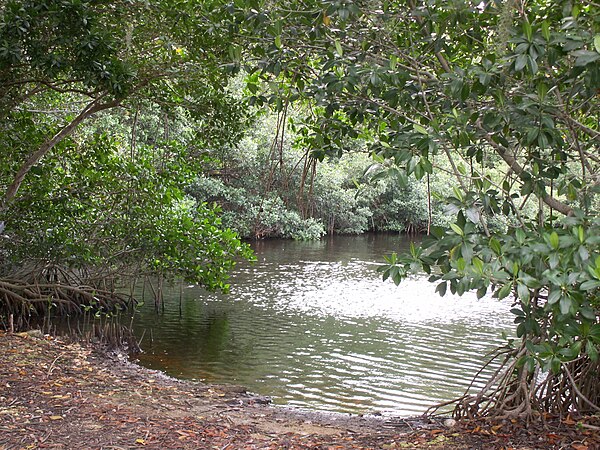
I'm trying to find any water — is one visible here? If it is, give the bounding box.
[131,234,514,416]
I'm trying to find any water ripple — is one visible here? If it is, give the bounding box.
[133,235,514,416]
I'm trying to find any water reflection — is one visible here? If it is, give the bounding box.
[132,234,514,416]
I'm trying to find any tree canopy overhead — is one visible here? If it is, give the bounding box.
[224,0,600,420]
[232,0,598,209]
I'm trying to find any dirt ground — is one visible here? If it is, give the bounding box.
[0,331,598,449]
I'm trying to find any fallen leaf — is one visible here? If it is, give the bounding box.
[135,438,146,445]
[571,445,588,450]
[49,415,63,420]
[564,415,576,425]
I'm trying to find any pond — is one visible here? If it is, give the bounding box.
[131,234,514,417]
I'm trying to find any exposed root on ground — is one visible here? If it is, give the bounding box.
[425,340,600,423]
[0,261,131,329]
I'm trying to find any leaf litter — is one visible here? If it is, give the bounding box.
[0,330,598,449]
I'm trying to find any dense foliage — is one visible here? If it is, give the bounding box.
[189,111,460,239]
[0,0,253,322]
[217,0,600,419]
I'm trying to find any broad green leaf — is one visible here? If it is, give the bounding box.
[549,231,559,249]
[573,50,600,66]
[450,223,464,236]
[548,289,561,304]
[516,283,530,305]
[489,237,502,255]
[541,21,550,41]
[580,280,600,290]
[586,341,599,362]
[515,228,526,244]
[515,54,528,71]
[436,282,447,297]
[472,257,484,273]
[413,123,428,135]
[497,283,512,299]
[461,243,473,261]
[334,39,343,56]
[559,295,571,315]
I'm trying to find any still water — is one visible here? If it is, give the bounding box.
[132,234,514,416]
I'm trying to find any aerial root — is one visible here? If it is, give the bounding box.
[424,341,600,422]
[0,267,131,329]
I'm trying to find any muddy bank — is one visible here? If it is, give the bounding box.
[0,331,597,449]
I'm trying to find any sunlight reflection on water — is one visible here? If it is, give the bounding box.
[133,234,515,416]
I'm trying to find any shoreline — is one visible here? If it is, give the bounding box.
[0,331,596,449]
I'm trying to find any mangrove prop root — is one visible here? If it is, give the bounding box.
[425,341,600,421]
[0,276,130,323]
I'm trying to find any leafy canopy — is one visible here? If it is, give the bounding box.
[225,0,600,418]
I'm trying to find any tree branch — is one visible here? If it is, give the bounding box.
[477,125,574,216]
[1,96,120,210]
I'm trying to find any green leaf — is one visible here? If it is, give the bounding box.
[581,307,596,320]
[586,341,599,361]
[450,223,464,236]
[497,283,512,299]
[511,308,525,317]
[548,289,561,304]
[590,325,600,342]
[523,21,533,41]
[516,283,530,305]
[334,39,343,56]
[465,207,480,224]
[578,225,585,243]
[476,286,487,299]
[489,237,502,255]
[595,35,600,54]
[436,282,447,297]
[515,54,528,71]
[550,357,561,374]
[472,257,484,273]
[461,243,473,261]
[549,231,559,249]
[527,55,538,74]
[512,262,520,277]
[573,50,600,66]
[549,253,560,269]
[580,280,600,290]
[413,123,428,135]
[541,21,550,41]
